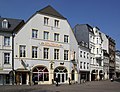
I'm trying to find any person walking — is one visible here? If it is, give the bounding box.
[56,77,58,86]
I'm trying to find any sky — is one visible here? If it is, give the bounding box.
[0,0,120,50]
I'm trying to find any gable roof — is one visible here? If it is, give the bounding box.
[0,17,24,33]
[37,5,66,19]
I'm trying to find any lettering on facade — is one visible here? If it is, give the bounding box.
[41,42,62,47]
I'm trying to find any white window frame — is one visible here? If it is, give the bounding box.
[2,19,8,28]
[4,53,10,64]
[44,31,49,40]
[4,36,10,46]
[32,46,37,58]
[80,62,82,69]
[54,33,59,41]
[44,17,49,25]
[44,48,49,59]
[64,50,68,60]
[54,20,59,27]
[64,35,69,43]
[20,45,26,57]
[32,29,38,38]
[54,49,59,60]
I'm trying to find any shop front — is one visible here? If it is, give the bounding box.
[54,66,68,84]
[32,65,49,84]
[80,71,90,83]
[15,69,29,85]
[0,71,12,85]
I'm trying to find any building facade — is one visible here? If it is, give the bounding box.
[115,50,120,78]
[14,5,78,85]
[107,36,116,79]
[92,27,104,80]
[73,24,90,83]
[101,32,109,80]
[0,17,24,85]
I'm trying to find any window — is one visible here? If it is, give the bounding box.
[54,33,59,41]
[64,35,69,43]
[93,58,95,64]
[2,19,8,28]
[33,66,49,81]
[44,31,49,40]
[44,17,49,25]
[87,53,89,59]
[20,45,26,57]
[54,20,59,27]
[80,51,82,57]
[97,38,98,44]
[80,62,82,69]
[84,62,86,69]
[87,63,89,69]
[84,52,86,58]
[4,53,10,64]
[32,47,37,58]
[85,43,88,48]
[54,49,59,60]
[93,48,95,53]
[4,37,10,46]
[97,48,99,54]
[32,29,38,38]
[64,50,68,60]
[44,48,49,59]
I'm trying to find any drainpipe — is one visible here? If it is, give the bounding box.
[12,33,15,85]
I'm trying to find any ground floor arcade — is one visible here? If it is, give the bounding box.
[15,65,78,85]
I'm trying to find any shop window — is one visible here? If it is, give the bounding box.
[6,74,10,84]
[32,66,49,82]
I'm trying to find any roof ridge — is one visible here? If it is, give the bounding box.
[37,5,66,19]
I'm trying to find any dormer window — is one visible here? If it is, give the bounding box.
[81,41,84,46]
[2,19,8,29]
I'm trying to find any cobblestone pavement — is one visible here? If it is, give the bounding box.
[0,79,120,92]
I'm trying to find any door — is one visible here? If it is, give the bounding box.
[0,75,3,85]
[56,73,66,83]
[22,73,26,84]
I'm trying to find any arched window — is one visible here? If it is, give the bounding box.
[32,66,49,81]
[2,19,8,28]
[54,66,68,83]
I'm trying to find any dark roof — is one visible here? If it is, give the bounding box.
[116,50,120,56]
[37,5,66,19]
[0,17,24,33]
[73,24,90,47]
[106,35,116,44]
[86,24,94,34]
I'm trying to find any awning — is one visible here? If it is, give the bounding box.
[0,70,10,74]
[15,68,30,72]
[92,73,97,74]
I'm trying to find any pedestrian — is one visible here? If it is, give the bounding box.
[32,76,35,85]
[56,77,58,86]
[69,77,71,85]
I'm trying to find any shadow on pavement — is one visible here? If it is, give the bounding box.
[114,78,120,82]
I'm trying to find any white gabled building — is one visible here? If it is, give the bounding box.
[73,24,90,83]
[0,17,24,85]
[92,27,104,80]
[89,26,104,81]
[14,5,78,85]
